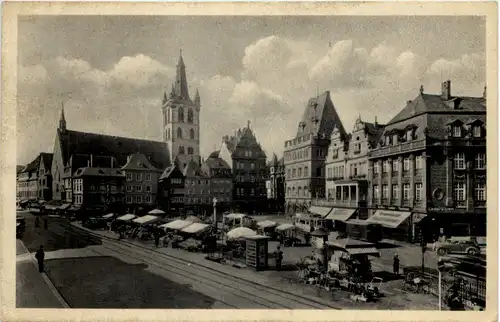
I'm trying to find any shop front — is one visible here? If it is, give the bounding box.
[365,209,412,242]
[324,208,358,232]
[422,209,486,239]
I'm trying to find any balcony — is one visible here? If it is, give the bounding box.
[370,139,426,158]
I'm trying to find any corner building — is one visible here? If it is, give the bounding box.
[284,91,346,214]
[368,81,486,242]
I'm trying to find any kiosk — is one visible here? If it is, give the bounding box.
[245,235,270,271]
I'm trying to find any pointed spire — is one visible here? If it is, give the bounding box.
[163,92,167,102]
[272,152,278,165]
[174,49,189,99]
[59,102,67,132]
[194,88,200,106]
[419,85,424,94]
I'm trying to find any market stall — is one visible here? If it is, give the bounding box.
[226,227,257,240]
[256,220,277,237]
[276,223,301,246]
[148,208,166,215]
[133,215,160,226]
[245,235,271,271]
[185,215,203,224]
[224,213,254,229]
[160,219,192,231]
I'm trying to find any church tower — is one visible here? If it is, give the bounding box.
[162,50,201,170]
[59,103,67,132]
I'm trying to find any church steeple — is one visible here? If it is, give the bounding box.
[194,88,200,107]
[59,103,67,132]
[174,49,190,99]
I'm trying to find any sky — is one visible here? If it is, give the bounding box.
[17,15,486,165]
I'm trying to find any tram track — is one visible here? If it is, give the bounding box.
[56,221,339,309]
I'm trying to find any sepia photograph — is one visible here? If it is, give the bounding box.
[1,2,497,321]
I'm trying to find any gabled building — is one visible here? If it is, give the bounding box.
[183,159,211,216]
[266,153,285,213]
[219,122,267,214]
[158,163,185,215]
[37,153,53,201]
[284,91,346,215]
[121,153,163,213]
[368,81,486,241]
[162,51,201,170]
[51,105,170,205]
[17,155,41,202]
[201,151,233,212]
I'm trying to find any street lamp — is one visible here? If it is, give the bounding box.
[212,197,218,228]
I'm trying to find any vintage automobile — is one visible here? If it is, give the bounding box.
[16,217,26,238]
[436,237,482,256]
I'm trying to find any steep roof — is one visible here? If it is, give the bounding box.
[16,165,25,174]
[159,164,183,180]
[208,150,220,158]
[201,156,232,178]
[296,91,346,138]
[73,167,125,178]
[388,92,486,125]
[21,154,41,173]
[121,153,158,171]
[222,126,266,158]
[40,153,53,170]
[58,129,170,170]
[183,159,208,178]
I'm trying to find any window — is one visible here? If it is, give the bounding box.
[374,162,380,175]
[298,168,302,177]
[145,185,152,192]
[251,162,255,170]
[415,183,423,201]
[298,187,302,196]
[373,185,380,201]
[177,127,183,139]
[382,185,388,200]
[189,128,195,140]
[135,185,142,192]
[188,147,194,155]
[475,153,486,169]
[304,166,309,176]
[392,159,399,173]
[127,185,133,192]
[178,107,184,123]
[475,183,485,202]
[393,134,398,145]
[452,126,462,137]
[454,153,466,170]
[145,195,152,203]
[287,169,291,178]
[146,174,151,181]
[403,184,410,200]
[382,161,389,173]
[136,173,142,181]
[473,125,482,138]
[403,158,410,172]
[187,109,193,124]
[453,182,466,207]
[292,169,296,178]
[392,185,399,200]
[126,196,133,203]
[316,167,322,177]
[179,146,185,154]
[415,156,423,170]
[406,129,413,141]
[135,196,143,203]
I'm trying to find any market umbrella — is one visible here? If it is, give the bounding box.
[148,208,166,215]
[185,215,203,223]
[226,227,257,240]
[311,227,328,238]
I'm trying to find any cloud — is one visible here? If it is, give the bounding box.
[19,64,47,85]
[109,54,175,87]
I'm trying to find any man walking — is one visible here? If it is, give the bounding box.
[35,245,45,273]
[393,254,400,276]
[275,246,283,271]
[154,230,160,248]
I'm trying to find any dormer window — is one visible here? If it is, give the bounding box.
[452,126,462,137]
[385,136,391,146]
[473,126,481,137]
[393,134,398,144]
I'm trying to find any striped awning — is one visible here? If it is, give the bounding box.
[366,210,411,229]
[308,206,333,217]
[325,208,357,221]
[347,247,380,257]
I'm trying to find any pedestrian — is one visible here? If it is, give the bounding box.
[43,218,48,230]
[34,216,40,228]
[393,254,400,276]
[274,246,283,271]
[35,245,45,273]
[154,230,160,247]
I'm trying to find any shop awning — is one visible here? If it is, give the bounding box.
[44,204,59,210]
[225,213,247,220]
[181,223,210,234]
[58,203,71,210]
[325,208,357,222]
[116,214,136,222]
[308,206,333,218]
[160,219,192,230]
[68,206,81,212]
[102,213,115,219]
[148,208,166,215]
[132,215,159,225]
[366,210,411,229]
[412,213,427,224]
[257,220,277,229]
[276,223,296,231]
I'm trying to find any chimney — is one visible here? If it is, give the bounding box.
[374,116,378,126]
[441,80,451,100]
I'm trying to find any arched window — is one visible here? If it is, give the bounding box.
[177,127,183,139]
[287,187,291,196]
[187,109,194,124]
[179,146,185,154]
[292,187,296,196]
[298,187,302,196]
[178,107,184,123]
[304,186,308,196]
[304,166,309,176]
[189,128,195,140]
[187,147,194,155]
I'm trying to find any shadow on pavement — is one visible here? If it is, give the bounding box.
[372,270,404,282]
[376,242,401,249]
[44,256,216,308]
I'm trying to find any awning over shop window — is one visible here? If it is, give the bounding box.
[412,213,427,224]
[366,210,411,229]
[257,220,277,229]
[347,247,380,257]
[161,219,192,230]
[325,208,357,222]
[132,215,159,225]
[276,223,296,231]
[116,214,136,222]
[44,205,59,210]
[181,223,210,234]
[308,206,333,218]
[58,203,71,210]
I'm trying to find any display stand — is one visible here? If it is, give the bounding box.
[245,235,270,271]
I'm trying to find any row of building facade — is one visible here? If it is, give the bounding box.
[284,81,487,241]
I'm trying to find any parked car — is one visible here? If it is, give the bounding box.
[82,217,108,230]
[16,217,26,238]
[436,237,481,256]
